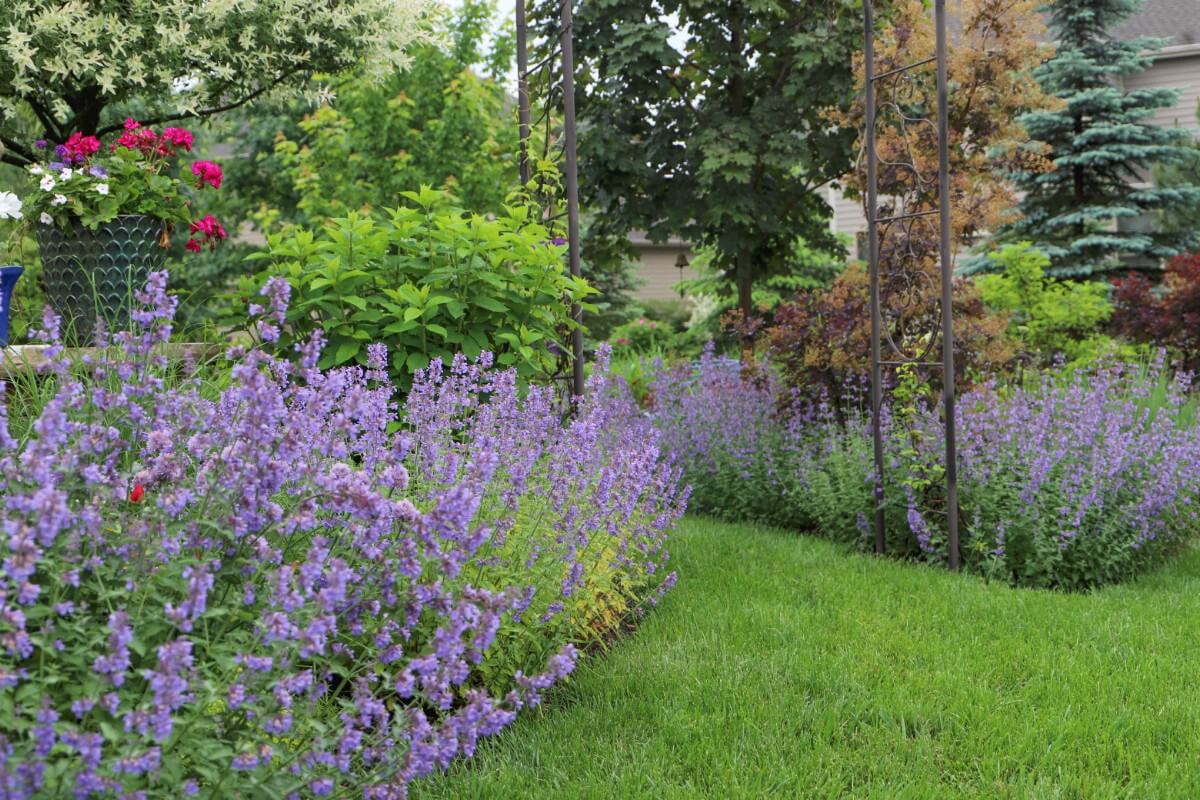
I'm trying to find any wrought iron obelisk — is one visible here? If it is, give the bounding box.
[515,0,586,400]
[863,0,959,568]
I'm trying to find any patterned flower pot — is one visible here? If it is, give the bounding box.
[0,265,22,347]
[37,215,167,345]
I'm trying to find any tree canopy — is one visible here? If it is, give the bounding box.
[0,0,436,165]
[996,0,1200,276]
[558,0,866,354]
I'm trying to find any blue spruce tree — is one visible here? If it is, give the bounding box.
[992,0,1200,277]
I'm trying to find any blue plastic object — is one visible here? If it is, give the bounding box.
[0,265,24,347]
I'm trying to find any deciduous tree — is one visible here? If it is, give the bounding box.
[0,0,436,166]
[558,0,866,357]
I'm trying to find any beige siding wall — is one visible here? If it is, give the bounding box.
[1122,54,1200,134]
[632,246,698,301]
[829,183,868,244]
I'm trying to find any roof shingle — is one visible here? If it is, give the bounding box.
[1115,0,1200,48]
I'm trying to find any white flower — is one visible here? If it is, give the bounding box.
[51,194,68,207]
[60,168,73,180]
[0,191,22,220]
[29,165,43,176]
[39,212,53,226]
[95,183,110,196]
[39,175,56,192]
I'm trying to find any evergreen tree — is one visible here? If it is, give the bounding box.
[995,0,1200,277]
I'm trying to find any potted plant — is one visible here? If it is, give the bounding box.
[21,120,226,344]
[0,190,23,347]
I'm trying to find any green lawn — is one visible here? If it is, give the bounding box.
[414,517,1200,799]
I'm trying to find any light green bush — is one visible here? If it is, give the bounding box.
[976,242,1114,365]
[233,185,595,389]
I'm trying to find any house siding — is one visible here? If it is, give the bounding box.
[631,245,698,302]
[1121,53,1200,134]
[829,183,868,247]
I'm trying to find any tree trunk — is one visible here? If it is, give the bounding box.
[66,86,104,137]
[737,247,754,363]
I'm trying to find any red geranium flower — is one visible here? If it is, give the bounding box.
[186,214,227,253]
[64,132,101,160]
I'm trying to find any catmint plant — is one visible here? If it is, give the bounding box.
[0,273,685,798]
[653,346,1200,590]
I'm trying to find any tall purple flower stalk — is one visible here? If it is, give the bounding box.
[0,274,686,798]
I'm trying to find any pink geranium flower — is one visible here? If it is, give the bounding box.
[162,128,194,153]
[187,214,227,253]
[190,160,223,190]
[64,132,101,160]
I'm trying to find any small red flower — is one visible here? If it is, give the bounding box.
[129,484,145,503]
[185,238,202,253]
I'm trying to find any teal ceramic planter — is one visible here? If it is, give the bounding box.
[37,214,166,345]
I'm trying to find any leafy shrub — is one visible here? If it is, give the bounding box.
[0,275,684,797]
[653,348,1200,590]
[233,186,595,390]
[636,299,692,332]
[976,242,1114,365]
[677,237,848,344]
[766,261,1017,403]
[608,317,672,356]
[1112,252,1200,370]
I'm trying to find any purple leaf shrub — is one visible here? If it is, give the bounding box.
[0,274,686,798]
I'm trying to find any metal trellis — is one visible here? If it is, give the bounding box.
[863,0,960,569]
[515,0,586,400]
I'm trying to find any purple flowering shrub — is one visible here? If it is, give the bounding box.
[949,359,1200,587]
[652,350,875,538]
[654,349,1200,589]
[0,274,685,798]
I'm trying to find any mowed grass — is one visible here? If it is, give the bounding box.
[413,517,1200,799]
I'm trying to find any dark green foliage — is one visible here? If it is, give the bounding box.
[554,0,865,347]
[575,227,641,344]
[995,0,1200,276]
[231,186,594,390]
